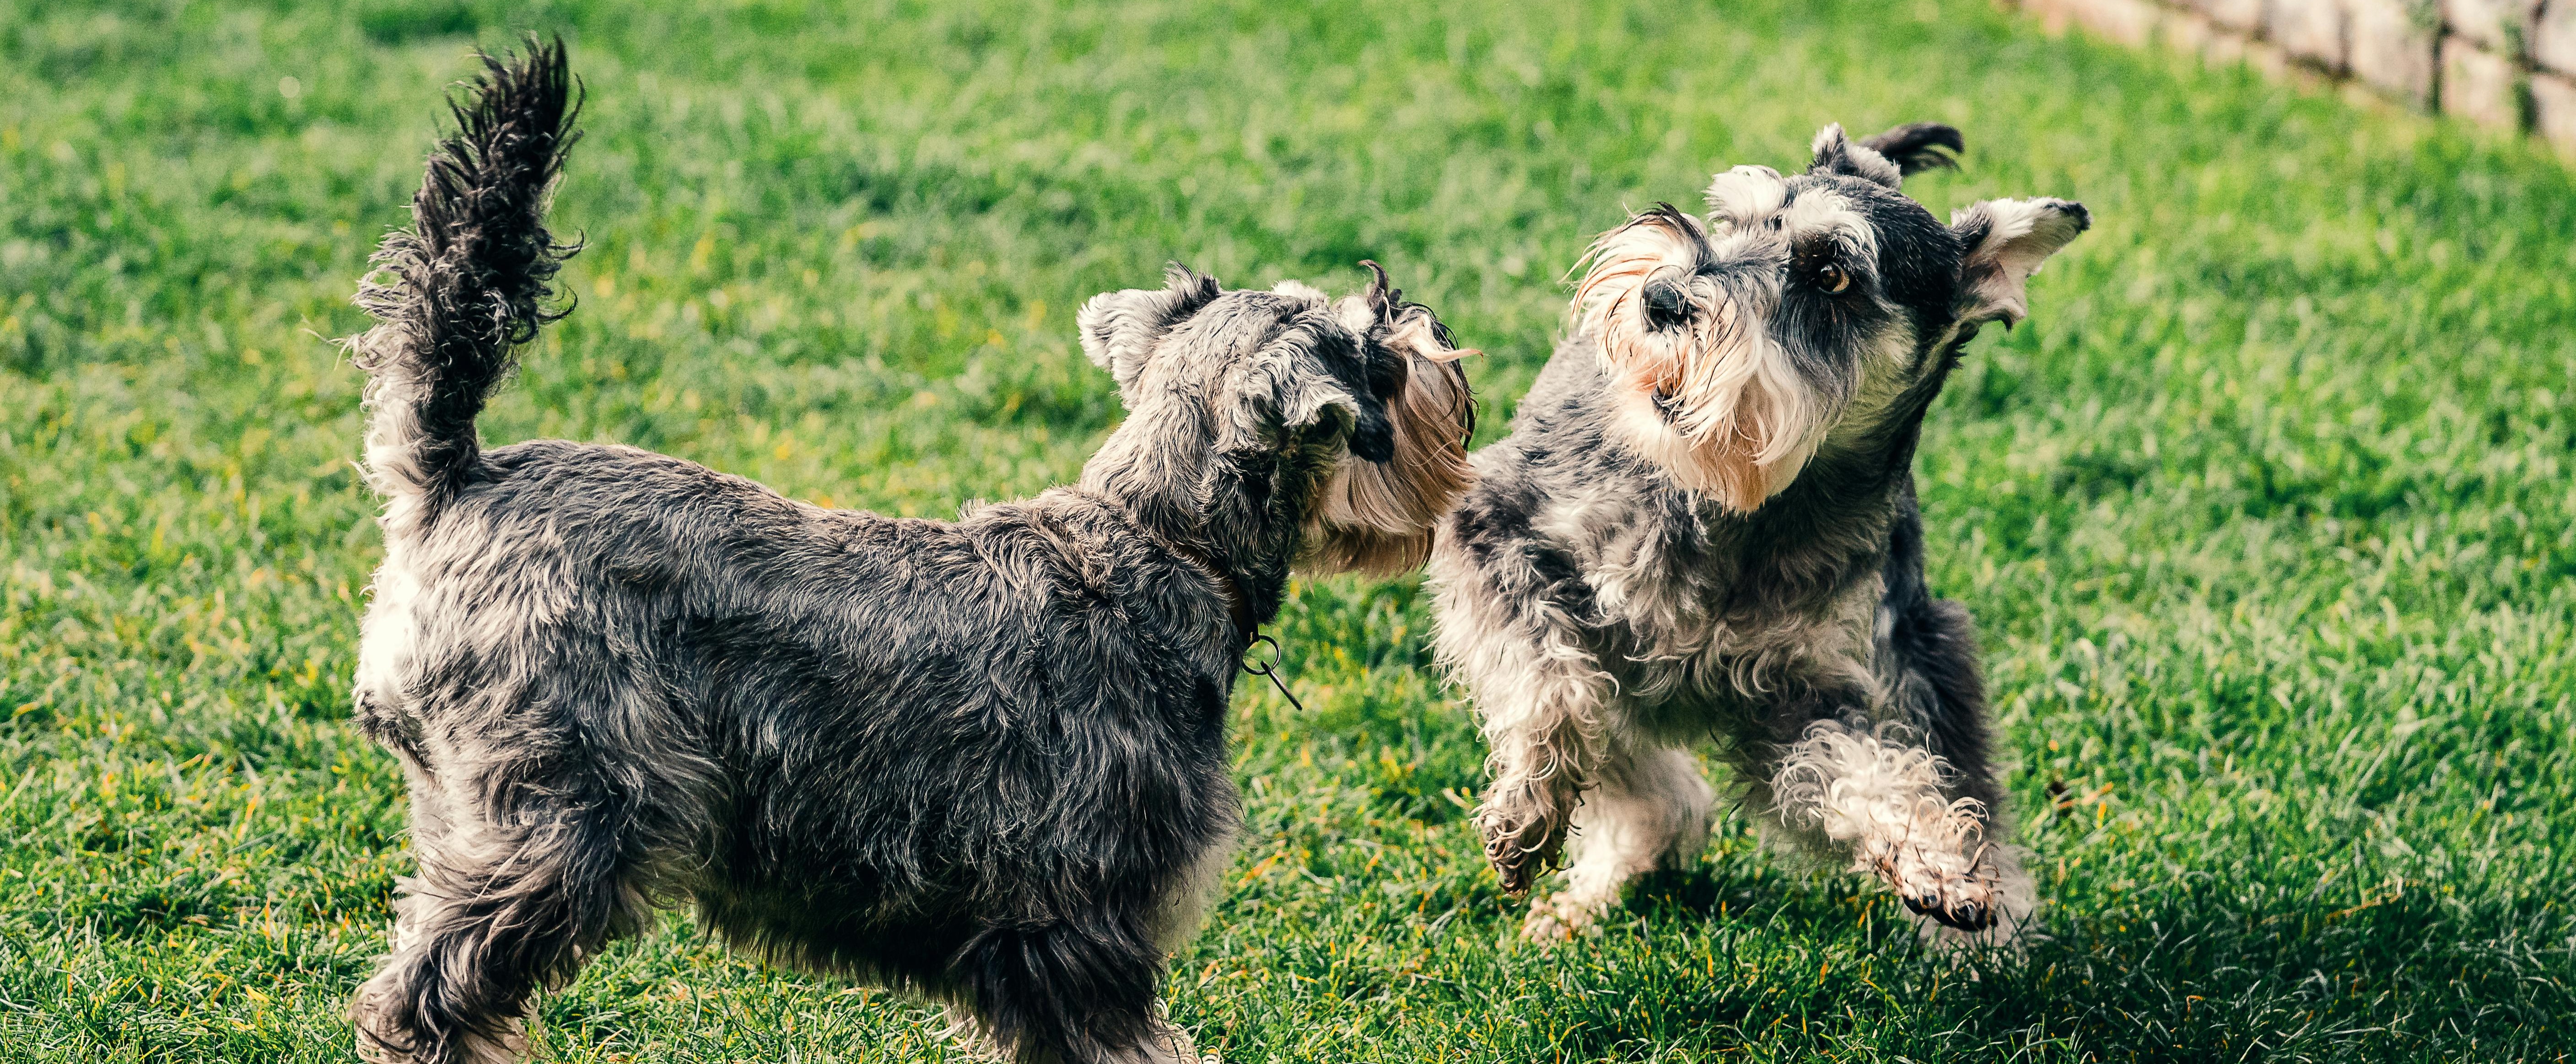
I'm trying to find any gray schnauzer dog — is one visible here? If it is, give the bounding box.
[341,42,1477,1064]
[1428,123,2087,943]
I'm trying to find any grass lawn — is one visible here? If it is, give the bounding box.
[6,0,2576,1059]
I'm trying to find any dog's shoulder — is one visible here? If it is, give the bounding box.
[1454,337,1674,532]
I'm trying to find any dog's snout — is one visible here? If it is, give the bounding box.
[1642,279,1691,331]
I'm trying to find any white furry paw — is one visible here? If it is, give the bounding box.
[1876,845,2002,931]
[1908,847,2035,949]
[1773,723,2016,932]
[1517,892,1608,944]
[1143,1021,1218,1064]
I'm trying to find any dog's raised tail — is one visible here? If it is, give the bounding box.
[350,37,580,522]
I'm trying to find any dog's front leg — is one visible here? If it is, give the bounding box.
[1521,740,1714,942]
[1469,647,1610,899]
[1763,715,2017,938]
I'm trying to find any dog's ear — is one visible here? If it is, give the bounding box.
[1076,264,1221,392]
[1855,122,1963,178]
[1806,123,1903,189]
[1296,262,1481,575]
[1358,262,1477,453]
[1218,318,1394,463]
[1950,198,2091,328]
[1704,166,1787,229]
[1356,260,1481,368]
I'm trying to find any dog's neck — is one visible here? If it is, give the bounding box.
[1771,320,1978,499]
[1076,394,1319,637]
[1078,401,1216,550]
[1696,333,1973,610]
[1067,485,1259,647]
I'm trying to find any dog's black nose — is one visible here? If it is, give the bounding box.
[1642,279,1691,330]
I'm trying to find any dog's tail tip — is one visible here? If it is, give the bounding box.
[351,36,583,510]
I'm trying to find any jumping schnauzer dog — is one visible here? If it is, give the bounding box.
[1428,123,2087,943]
[342,42,1477,1064]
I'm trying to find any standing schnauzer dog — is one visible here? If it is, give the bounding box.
[1428,123,2087,943]
[343,42,1477,1064]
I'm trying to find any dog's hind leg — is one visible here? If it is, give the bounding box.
[350,756,655,1064]
[349,645,686,1064]
[952,903,1180,1064]
[1522,741,1714,942]
[350,788,642,1063]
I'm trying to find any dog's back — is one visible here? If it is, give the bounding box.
[356,420,1245,1037]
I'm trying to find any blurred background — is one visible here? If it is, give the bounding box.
[2,1,2573,1060]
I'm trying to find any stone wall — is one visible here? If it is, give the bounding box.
[2012,0,2576,157]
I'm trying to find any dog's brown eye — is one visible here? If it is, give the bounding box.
[1818,263,1851,293]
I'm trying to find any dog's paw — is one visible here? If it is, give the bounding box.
[1516,892,1606,945]
[1865,846,1995,931]
[1477,803,1568,895]
[1870,843,2030,939]
[1487,843,1539,896]
[1143,1021,1217,1064]
[1915,848,2036,950]
[1897,877,1995,931]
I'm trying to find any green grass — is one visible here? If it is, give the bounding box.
[5,0,2576,1059]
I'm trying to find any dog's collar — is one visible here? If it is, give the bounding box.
[1067,490,1258,650]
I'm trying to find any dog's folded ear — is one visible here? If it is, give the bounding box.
[1358,261,1480,367]
[1811,122,1964,189]
[1295,262,1480,576]
[1076,264,1221,392]
[1218,322,1395,464]
[1807,123,1904,189]
[1950,198,2091,328]
[1856,122,1963,178]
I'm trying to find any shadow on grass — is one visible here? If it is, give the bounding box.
[1592,864,2576,1060]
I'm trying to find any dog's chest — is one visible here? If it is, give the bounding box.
[1540,491,1887,728]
